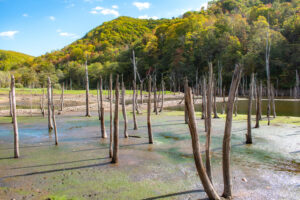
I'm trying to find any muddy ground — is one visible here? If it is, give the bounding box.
[0,107,299,199]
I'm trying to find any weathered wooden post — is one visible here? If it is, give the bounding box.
[11,75,19,158]
[246,73,254,144]
[206,62,213,181]
[85,59,91,117]
[109,74,113,158]
[147,76,153,144]
[100,76,107,138]
[185,81,221,200]
[222,64,242,199]
[51,85,58,146]
[47,77,53,131]
[121,78,128,138]
[112,75,119,164]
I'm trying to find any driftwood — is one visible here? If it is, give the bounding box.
[222,64,242,198]
[11,75,19,158]
[147,76,153,144]
[112,75,120,164]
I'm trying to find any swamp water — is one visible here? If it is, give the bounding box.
[0,112,299,199]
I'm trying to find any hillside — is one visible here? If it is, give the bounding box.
[2,0,300,89]
[0,50,33,71]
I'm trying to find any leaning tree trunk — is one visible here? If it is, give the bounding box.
[213,78,219,118]
[159,80,165,112]
[132,80,138,130]
[60,82,64,112]
[255,80,260,128]
[147,76,154,144]
[100,76,107,138]
[222,64,242,198]
[202,77,208,132]
[109,74,113,158]
[85,60,90,117]
[246,73,254,144]
[271,84,276,118]
[206,62,213,182]
[11,75,19,158]
[47,77,53,131]
[112,75,120,164]
[122,80,128,138]
[185,82,221,200]
[51,86,58,146]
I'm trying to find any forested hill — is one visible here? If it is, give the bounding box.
[1,0,299,90]
[0,50,33,71]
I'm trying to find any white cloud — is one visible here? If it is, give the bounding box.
[90,7,119,16]
[133,2,150,10]
[59,32,79,39]
[0,31,19,39]
[199,2,208,10]
[49,16,56,21]
[138,15,158,20]
[23,13,28,17]
[112,5,118,9]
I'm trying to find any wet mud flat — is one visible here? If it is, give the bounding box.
[0,111,299,200]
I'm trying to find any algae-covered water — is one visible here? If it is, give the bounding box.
[0,111,299,200]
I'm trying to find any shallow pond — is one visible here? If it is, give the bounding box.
[167,99,300,117]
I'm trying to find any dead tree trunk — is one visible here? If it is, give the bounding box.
[97,81,101,120]
[109,74,113,158]
[185,83,221,200]
[60,82,64,112]
[132,80,138,130]
[221,87,225,114]
[51,86,58,146]
[159,79,164,112]
[234,91,238,117]
[202,77,208,132]
[30,88,32,117]
[11,75,19,158]
[9,91,13,118]
[206,62,213,182]
[213,78,219,118]
[140,81,143,104]
[259,81,263,120]
[112,75,120,164]
[246,73,254,144]
[41,87,45,117]
[147,76,154,144]
[255,80,260,128]
[85,60,90,117]
[47,77,53,131]
[271,84,276,118]
[184,77,189,124]
[100,76,107,138]
[153,76,158,115]
[122,80,128,138]
[222,64,242,198]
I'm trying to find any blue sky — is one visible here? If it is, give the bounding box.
[0,0,208,56]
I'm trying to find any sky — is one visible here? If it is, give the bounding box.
[0,0,208,56]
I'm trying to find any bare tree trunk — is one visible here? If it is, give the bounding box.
[112,75,120,164]
[122,80,128,138]
[135,84,141,114]
[255,80,260,128]
[9,91,13,118]
[132,80,138,130]
[97,81,101,120]
[11,75,19,158]
[222,64,242,198]
[246,73,254,144]
[51,86,58,146]
[153,76,158,115]
[140,81,143,104]
[100,76,107,138]
[221,87,225,114]
[41,87,45,117]
[206,62,214,182]
[213,78,219,118]
[85,60,90,117]
[47,77,53,131]
[30,88,32,117]
[202,77,208,132]
[147,76,154,144]
[60,82,64,112]
[109,74,113,158]
[159,80,164,112]
[184,77,189,124]
[234,92,238,117]
[271,84,276,118]
[259,81,262,120]
[185,82,221,200]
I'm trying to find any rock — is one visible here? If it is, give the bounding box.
[242,177,248,182]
